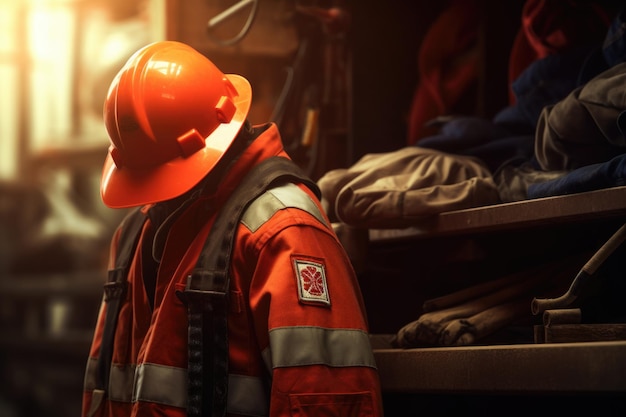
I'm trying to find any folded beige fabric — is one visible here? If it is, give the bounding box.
[318,147,500,229]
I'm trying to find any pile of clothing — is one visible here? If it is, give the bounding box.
[318,0,626,347]
[320,0,626,228]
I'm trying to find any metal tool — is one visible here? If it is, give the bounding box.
[532,222,626,315]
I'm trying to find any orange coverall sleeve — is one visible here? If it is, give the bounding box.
[245,205,384,416]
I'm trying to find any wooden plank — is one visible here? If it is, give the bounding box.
[543,324,626,344]
[370,186,626,242]
[373,341,626,393]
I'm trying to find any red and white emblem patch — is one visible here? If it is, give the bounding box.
[293,258,330,306]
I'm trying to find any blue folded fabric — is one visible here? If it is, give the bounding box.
[527,153,626,199]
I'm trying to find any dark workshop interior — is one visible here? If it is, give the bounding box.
[1,0,626,416]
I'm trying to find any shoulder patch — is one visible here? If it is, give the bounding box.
[292,257,331,307]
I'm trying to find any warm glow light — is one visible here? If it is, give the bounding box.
[29,3,75,150]
[0,3,20,179]
[0,0,162,179]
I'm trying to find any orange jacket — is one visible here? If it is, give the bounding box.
[82,123,383,417]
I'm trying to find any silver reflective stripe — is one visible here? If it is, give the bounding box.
[83,358,135,402]
[268,326,377,369]
[133,363,186,407]
[227,374,269,416]
[241,183,329,233]
[110,363,136,402]
[84,358,268,415]
[84,357,98,392]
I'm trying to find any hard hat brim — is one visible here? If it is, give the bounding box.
[100,74,252,208]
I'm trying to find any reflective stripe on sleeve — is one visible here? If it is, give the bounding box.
[110,363,136,402]
[226,373,269,416]
[132,363,187,407]
[84,357,268,415]
[242,183,329,233]
[84,358,136,403]
[268,326,377,369]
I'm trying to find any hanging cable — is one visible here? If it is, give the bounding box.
[206,0,259,47]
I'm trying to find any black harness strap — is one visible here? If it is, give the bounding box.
[96,208,146,393]
[181,156,319,417]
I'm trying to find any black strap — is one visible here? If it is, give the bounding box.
[182,156,319,417]
[95,208,146,392]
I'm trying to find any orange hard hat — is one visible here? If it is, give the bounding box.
[100,41,252,208]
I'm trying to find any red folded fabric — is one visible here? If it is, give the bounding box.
[407,0,610,145]
[507,0,609,103]
[407,0,481,144]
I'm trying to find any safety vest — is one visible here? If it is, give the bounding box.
[85,156,322,417]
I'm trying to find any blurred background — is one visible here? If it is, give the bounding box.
[0,1,161,415]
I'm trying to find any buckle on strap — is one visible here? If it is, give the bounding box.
[182,267,230,315]
[103,281,127,302]
[188,268,228,291]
